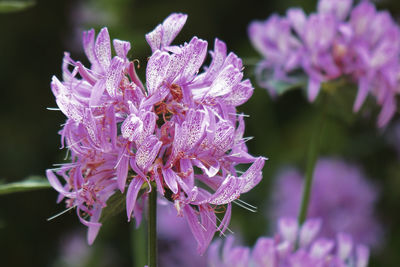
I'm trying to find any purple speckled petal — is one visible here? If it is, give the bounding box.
[180,37,208,81]
[145,24,162,53]
[204,39,227,82]
[136,135,162,172]
[105,56,124,98]
[146,50,170,96]
[52,76,84,122]
[113,39,131,59]
[94,27,112,70]
[161,13,188,48]
[82,29,96,66]
[222,79,254,107]
[239,157,265,193]
[202,175,241,205]
[207,65,243,98]
[174,109,207,153]
[121,113,143,142]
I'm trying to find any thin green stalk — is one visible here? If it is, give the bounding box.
[132,220,146,267]
[148,186,157,267]
[297,100,326,226]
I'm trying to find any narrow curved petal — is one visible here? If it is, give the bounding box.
[94,27,112,70]
[299,219,322,247]
[136,135,162,172]
[146,50,170,95]
[82,29,96,66]
[116,148,130,192]
[105,56,124,98]
[252,238,277,267]
[162,168,179,194]
[207,65,243,98]
[126,178,144,221]
[161,13,188,48]
[307,78,321,102]
[239,157,265,193]
[113,39,131,59]
[222,79,254,107]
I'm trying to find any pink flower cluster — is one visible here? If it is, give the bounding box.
[46,13,265,252]
[270,158,382,247]
[249,0,400,127]
[208,218,369,267]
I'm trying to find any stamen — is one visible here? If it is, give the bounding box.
[233,200,257,213]
[47,206,75,221]
[236,199,258,210]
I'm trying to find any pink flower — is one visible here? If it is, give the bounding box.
[249,0,400,127]
[47,13,265,251]
[208,218,370,267]
[270,158,382,247]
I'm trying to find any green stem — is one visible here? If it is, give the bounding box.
[297,100,326,226]
[148,186,157,267]
[132,220,146,267]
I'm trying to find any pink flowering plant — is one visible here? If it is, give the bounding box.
[208,218,370,267]
[3,1,398,266]
[249,0,400,127]
[45,12,265,260]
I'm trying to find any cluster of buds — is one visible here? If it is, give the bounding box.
[249,0,400,127]
[46,13,265,253]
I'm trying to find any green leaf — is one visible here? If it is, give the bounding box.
[0,176,50,195]
[269,78,307,95]
[256,67,308,95]
[0,1,35,13]
[100,191,126,222]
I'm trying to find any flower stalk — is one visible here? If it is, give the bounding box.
[297,96,326,226]
[148,186,157,267]
[132,221,146,267]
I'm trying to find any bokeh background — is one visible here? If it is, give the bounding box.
[1,0,400,266]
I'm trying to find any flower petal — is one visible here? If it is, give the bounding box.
[207,65,243,98]
[146,50,170,96]
[162,168,179,194]
[161,13,188,48]
[94,27,112,70]
[239,157,265,193]
[136,135,162,172]
[105,56,124,98]
[126,178,144,221]
[113,39,131,59]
